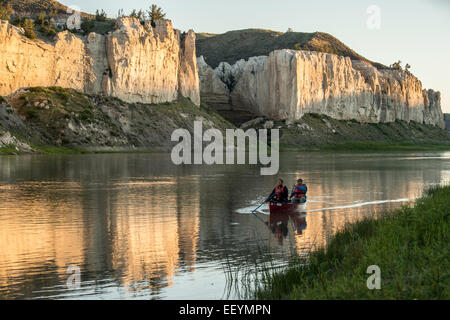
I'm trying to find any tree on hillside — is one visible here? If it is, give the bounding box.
[117,8,125,18]
[129,9,145,21]
[390,60,402,71]
[0,1,12,21]
[37,11,56,36]
[49,9,57,19]
[405,63,411,73]
[147,4,166,22]
[96,9,107,22]
[23,19,36,39]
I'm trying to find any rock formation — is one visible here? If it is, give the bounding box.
[197,56,230,110]
[0,18,200,106]
[198,50,445,128]
[444,114,450,131]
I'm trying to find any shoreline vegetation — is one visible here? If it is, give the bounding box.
[2,143,450,156]
[250,185,449,299]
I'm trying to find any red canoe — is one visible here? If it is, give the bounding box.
[269,201,307,214]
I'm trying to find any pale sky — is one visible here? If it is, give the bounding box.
[60,0,450,113]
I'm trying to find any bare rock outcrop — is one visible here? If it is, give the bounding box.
[198,49,444,128]
[0,18,200,106]
[197,56,230,110]
[178,30,201,106]
[0,23,88,93]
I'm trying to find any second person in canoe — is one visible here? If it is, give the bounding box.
[290,179,308,204]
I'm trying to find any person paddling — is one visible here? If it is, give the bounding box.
[290,179,307,204]
[265,178,289,203]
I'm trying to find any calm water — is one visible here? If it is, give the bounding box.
[0,152,449,299]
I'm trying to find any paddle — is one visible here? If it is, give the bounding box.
[251,194,273,215]
[250,194,276,225]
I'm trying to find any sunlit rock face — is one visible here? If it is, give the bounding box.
[178,30,201,106]
[0,18,200,106]
[198,49,444,128]
[0,23,88,93]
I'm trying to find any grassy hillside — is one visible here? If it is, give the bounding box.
[4,0,93,18]
[236,114,450,151]
[278,114,450,151]
[196,29,386,69]
[254,185,450,299]
[0,87,234,154]
[1,87,449,154]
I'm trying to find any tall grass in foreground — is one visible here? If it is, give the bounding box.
[238,186,449,299]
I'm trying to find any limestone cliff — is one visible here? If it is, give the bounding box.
[0,18,200,106]
[198,50,444,128]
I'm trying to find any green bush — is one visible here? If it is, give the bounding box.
[11,14,23,27]
[147,4,166,21]
[0,1,12,20]
[25,109,38,119]
[23,19,36,39]
[390,60,403,71]
[95,9,107,22]
[37,12,57,37]
[81,19,95,35]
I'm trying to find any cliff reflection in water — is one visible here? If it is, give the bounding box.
[0,155,202,299]
[0,152,448,299]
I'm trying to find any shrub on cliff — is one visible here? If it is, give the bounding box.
[117,9,125,18]
[0,1,12,20]
[80,19,95,34]
[390,60,403,71]
[148,4,166,22]
[11,14,23,27]
[37,12,56,37]
[129,9,145,21]
[405,63,411,73]
[23,19,36,39]
[95,9,107,22]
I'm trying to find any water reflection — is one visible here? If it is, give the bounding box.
[0,152,448,299]
[265,212,307,244]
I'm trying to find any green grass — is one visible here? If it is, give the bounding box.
[33,146,162,155]
[2,87,236,155]
[0,145,19,155]
[3,86,448,155]
[254,185,450,299]
[34,145,87,154]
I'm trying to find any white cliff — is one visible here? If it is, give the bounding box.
[198,50,444,128]
[0,18,200,106]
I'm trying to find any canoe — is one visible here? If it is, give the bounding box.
[269,201,307,214]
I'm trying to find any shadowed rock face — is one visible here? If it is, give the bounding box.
[444,114,450,131]
[0,18,200,106]
[198,50,444,128]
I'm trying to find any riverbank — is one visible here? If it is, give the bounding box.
[254,185,450,299]
[1,87,449,155]
[276,114,450,151]
[0,87,233,155]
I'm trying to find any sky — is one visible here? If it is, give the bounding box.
[60,0,450,113]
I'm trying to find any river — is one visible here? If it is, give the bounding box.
[0,151,449,299]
